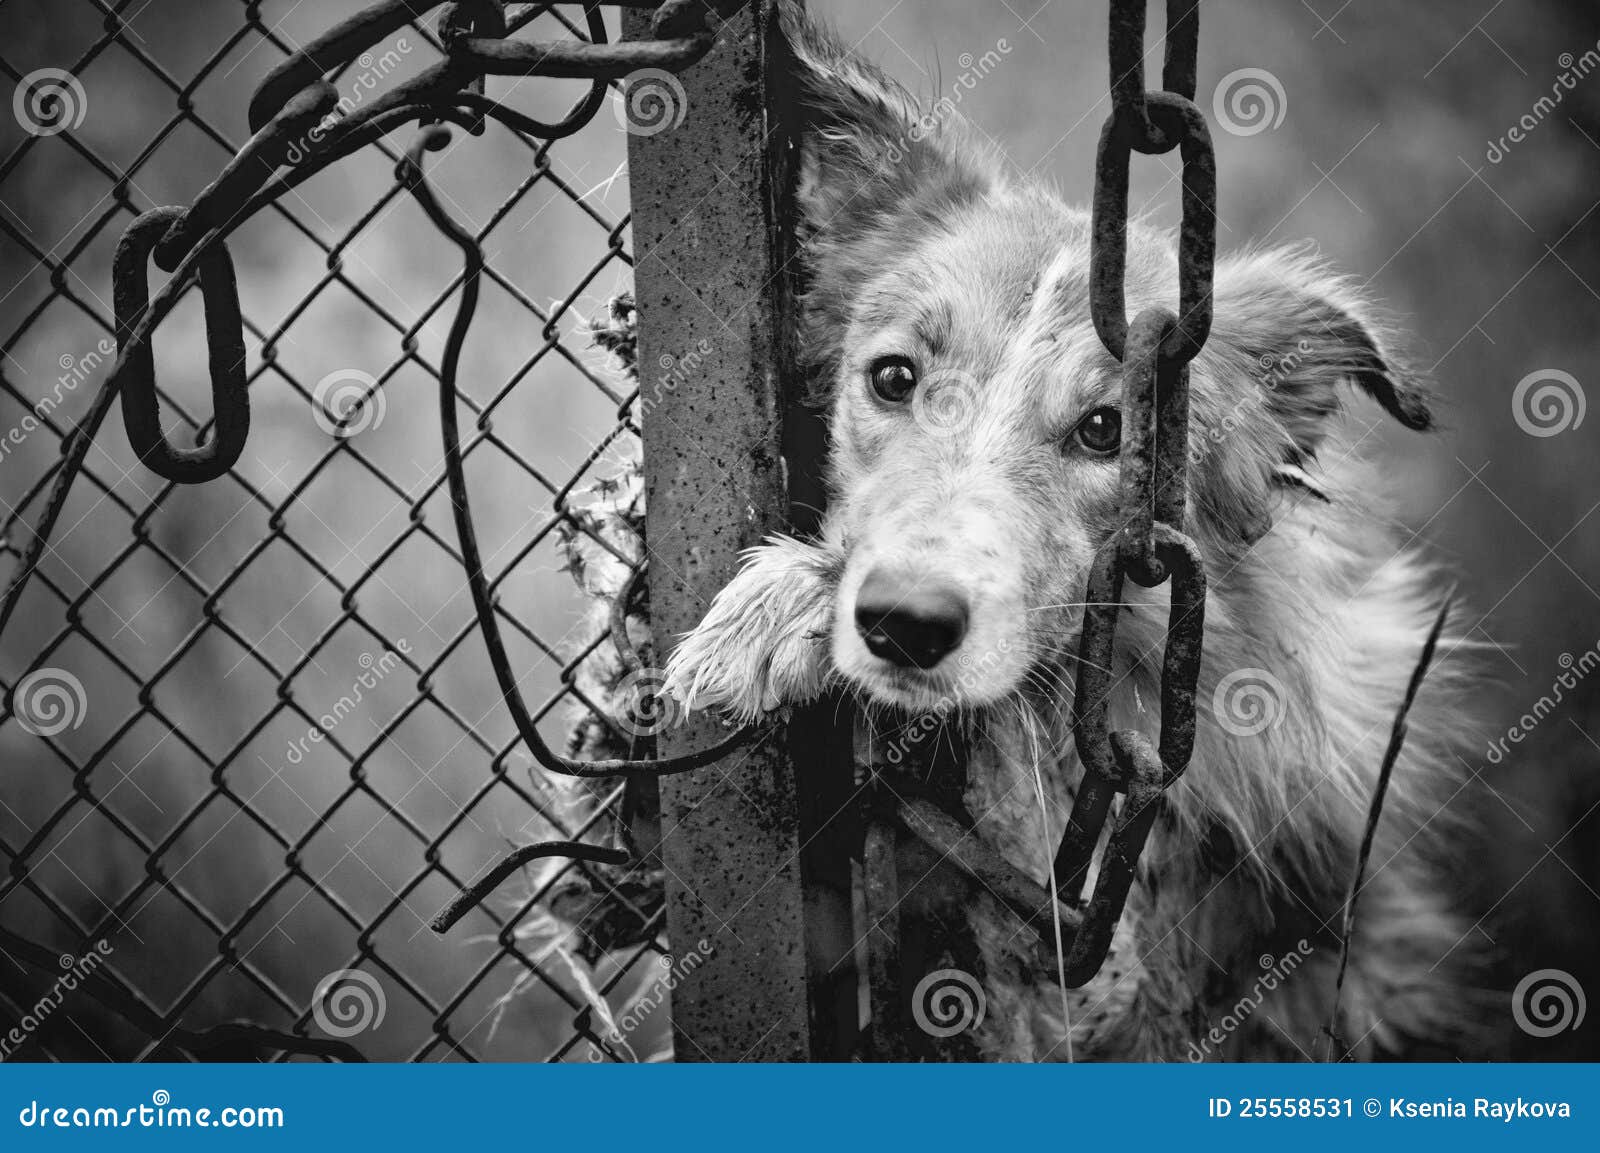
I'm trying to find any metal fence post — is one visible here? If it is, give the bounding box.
[625,0,821,1061]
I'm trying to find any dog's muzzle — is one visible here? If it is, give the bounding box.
[853,568,969,669]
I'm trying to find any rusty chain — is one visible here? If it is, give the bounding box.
[1057,0,1211,984]
[874,0,1214,999]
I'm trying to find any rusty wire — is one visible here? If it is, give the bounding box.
[0,0,751,1061]
[2,16,753,771]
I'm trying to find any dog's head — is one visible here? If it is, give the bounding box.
[789,19,1433,713]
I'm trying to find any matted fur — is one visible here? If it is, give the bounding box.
[663,5,1494,1061]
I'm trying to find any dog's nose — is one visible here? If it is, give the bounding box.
[854,569,969,670]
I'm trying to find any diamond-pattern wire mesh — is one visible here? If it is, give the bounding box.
[0,1,674,1061]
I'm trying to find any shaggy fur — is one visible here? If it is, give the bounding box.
[662,7,1493,1060]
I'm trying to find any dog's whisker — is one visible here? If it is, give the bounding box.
[1060,654,1115,677]
[1026,602,1128,613]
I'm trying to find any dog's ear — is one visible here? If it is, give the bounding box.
[780,6,996,381]
[1209,247,1432,460]
[783,11,992,237]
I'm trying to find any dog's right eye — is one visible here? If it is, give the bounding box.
[868,356,918,403]
[1074,406,1122,454]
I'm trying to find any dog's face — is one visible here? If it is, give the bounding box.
[822,198,1113,710]
[793,30,1432,715]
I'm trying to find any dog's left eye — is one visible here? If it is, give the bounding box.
[868,356,918,403]
[1074,406,1122,454]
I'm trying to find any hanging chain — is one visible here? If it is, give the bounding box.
[1053,0,1213,984]
[869,0,1217,1001]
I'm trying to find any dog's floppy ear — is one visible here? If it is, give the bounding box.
[780,5,996,381]
[783,10,992,237]
[1209,246,1432,459]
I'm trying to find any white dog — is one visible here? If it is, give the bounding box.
[661,6,1490,1061]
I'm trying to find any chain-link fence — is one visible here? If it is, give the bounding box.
[0,0,756,1062]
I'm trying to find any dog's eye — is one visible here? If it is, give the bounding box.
[868,356,918,403]
[1074,406,1122,454]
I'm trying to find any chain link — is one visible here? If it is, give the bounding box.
[1050,0,1213,984]
[859,1,1219,1011]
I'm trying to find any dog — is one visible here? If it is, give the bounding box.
[660,6,1491,1061]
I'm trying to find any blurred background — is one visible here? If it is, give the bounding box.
[1,0,1597,1060]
